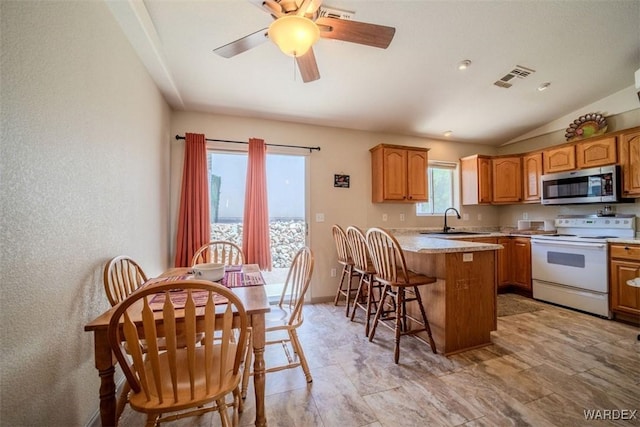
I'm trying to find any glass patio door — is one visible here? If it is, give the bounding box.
[206,150,307,299]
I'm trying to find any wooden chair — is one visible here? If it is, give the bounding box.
[103,255,151,419]
[365,227,438,364]
[103,256,148,307]
[346,226,382,337]
[331,225,359,316]
[108,280,249,427]
[192,241,245,267]
[242,247,314,396]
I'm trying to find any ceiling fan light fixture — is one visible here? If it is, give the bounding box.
[268,15,320,57]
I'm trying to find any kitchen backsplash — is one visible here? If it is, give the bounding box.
[498,200,640,229]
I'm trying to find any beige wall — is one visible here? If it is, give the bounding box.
[0,2,172,426]
[170,112,502,302]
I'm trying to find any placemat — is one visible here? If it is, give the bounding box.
[148,290,227,311]
[222,271,265,288]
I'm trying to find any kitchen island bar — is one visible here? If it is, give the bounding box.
[394,235,502,355]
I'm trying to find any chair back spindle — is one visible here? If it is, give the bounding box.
[103,256,148,306]
[192,241,245,266]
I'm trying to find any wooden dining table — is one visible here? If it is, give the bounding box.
[84,264,271,427]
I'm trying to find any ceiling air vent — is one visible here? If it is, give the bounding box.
[318,6,354,20]
[493,65,536,89]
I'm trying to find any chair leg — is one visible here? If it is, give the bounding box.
[217,398,231,427]
[289,329,312,383]
[241,335,253,399]
[349,273,366,322]
[344,265,356,316]
[144,414,159,427]
[232,386,242,423]
[413,286,437,354]
[333,264,349,306]
[115,381,130,422]
[394,288,404,364]
[368,284,389,342]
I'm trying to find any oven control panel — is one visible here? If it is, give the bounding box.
[554,217,635,229]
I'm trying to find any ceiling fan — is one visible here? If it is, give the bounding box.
[213,0,396,83]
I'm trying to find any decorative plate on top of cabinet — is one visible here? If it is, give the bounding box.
[565,112,607,141]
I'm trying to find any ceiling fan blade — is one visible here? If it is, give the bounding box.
[213,28,269,58]
[263,0,284,18]
[296,48,320,83]
[316,17,395,49]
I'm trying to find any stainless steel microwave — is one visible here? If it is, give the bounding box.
[541,165,627,205]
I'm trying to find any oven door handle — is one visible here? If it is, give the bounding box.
[531,240,606,249]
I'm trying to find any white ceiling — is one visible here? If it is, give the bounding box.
[108,0,640,146]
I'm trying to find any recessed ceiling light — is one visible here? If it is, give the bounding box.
[538,82,551,91]
[457,60,472,70]
[443,130,453,137]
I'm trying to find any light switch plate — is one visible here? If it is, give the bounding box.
[315,213,325,222]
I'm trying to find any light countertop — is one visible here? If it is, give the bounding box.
[395,234,503,254]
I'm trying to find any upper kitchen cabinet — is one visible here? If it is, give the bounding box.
[543,145,576,174]
[618,129,640,197]
[576,136,617,169]
[522,151,543,202]
[370,144,429,203]
[492,156,522,203]
[460,155,492,205]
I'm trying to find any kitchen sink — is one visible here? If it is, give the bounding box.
[420,231,490,236]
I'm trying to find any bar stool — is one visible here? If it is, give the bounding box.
[346,226,382,337]
[332,224,359,316]
[366,227,437,364]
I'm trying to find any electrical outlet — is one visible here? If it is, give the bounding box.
[330,268,337,277]
[382,214,388,222]
[477,213,483,221]
[463,213,469,221]
[315,213,325,222]
[523,212,529,220]
[400,213,405,222]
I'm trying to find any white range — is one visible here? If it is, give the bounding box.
[531,215,636,318]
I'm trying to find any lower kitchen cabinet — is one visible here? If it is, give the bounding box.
[497,236,532,293]
[610,243,640,320]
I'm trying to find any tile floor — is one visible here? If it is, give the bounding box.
[118,294,640,427]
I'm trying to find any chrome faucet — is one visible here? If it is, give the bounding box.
[443,207,461,233]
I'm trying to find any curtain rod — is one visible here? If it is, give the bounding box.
[174,135,321,153]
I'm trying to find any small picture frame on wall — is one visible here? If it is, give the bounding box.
[334,174,350,188]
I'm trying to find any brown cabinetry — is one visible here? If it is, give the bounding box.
[618,130,640,197]
[576,136,617,168]
[610,243,640,319]
[497,236,531,292]
[370,144,429,203]
[460,155,492,205]
[522,152,543,202]
[492,156,522,203]
[497,237,512,289]
[543,145,576,174]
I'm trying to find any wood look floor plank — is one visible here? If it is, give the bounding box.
[117,295,640,427]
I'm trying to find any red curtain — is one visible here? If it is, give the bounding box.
[174,133,211,267]
[242,138,272,270]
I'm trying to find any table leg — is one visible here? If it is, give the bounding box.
[94,329,117,427]
[251,313,267,427]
